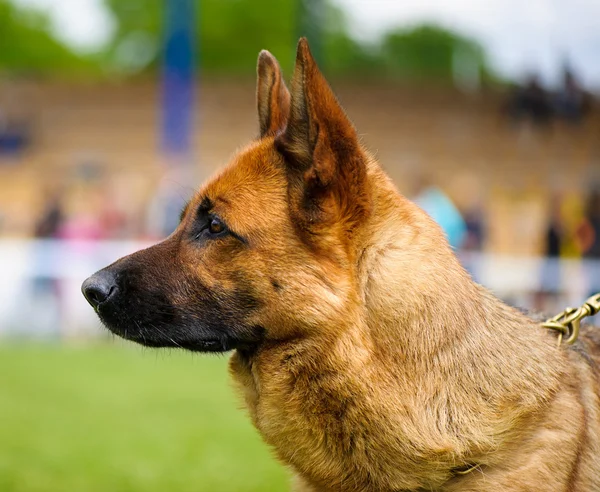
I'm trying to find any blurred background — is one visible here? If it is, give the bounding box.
[1,0,599,490]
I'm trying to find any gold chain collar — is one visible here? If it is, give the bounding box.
[542,293,600,347]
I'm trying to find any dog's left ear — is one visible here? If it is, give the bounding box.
[257,50,291,137]
[276,38,370,229]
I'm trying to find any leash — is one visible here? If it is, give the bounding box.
[542,293,600,347]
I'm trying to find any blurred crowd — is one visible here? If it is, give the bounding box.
[507,68,591,127]
[539,188,600,303]
[0,62,597,337]
[32,170,189,244]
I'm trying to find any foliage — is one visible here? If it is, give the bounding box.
[102,0,490,81]
[102,0,298,74]
[0,0,96,76]
[321,3,384,76]
[1,0,497,84]
[380,24,491,82]
[101,0,371,76]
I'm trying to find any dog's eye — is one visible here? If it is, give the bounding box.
[193,214,230,242]
[208,217,226,235]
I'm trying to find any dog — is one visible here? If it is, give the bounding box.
[82,39,600,491]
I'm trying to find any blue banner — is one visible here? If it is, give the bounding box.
[161,0,195,157]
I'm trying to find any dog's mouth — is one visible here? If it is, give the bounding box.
[97,314,238,353]
[101,320,239,353]
[96,304,263,354]
[125,334,234,353]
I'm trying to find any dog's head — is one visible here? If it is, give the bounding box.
[82,39,373,353]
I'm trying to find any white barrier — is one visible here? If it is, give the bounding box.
[0,239,153,338]
[0,239,598,338]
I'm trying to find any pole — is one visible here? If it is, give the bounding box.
[156,0,196,237]
[161,0,195,160]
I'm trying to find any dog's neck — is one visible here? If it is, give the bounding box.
[244,157,564,402]
[351,159,564,413]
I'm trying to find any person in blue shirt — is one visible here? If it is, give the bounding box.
[414,182,467,250]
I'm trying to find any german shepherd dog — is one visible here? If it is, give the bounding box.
[82,39,600,491]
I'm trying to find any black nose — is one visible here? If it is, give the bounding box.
[82,270,117,309]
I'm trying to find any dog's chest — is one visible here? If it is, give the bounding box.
[230,350,362,481]
[228,350,492,491]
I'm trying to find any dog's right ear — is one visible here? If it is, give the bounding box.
[256,50,291,138]
[275,38,370,232]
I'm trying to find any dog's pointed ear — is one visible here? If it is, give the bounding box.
[257,50,291,138]
[276,38,370,228]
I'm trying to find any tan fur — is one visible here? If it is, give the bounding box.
[257,50,290,138]
[226,41,600,491]
[225,155,600,491]
[87,38,600,491]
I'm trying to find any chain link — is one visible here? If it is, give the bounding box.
[542,293,600,347]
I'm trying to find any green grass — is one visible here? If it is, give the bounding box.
[0,343,289,492]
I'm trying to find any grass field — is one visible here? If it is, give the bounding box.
[0,343,289,492]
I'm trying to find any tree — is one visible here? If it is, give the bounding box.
[1,0,497,84]
[0,0,96,75]
[102,0,297,74]
[380,24,492,83]
[101,0,383,76]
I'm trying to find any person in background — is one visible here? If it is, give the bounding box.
[146,170,194,240]
[554,67,590,124]
[544,200,563,286]
[462,207,485,252]
[576,189,600,300]
[535,197,564,312]
[413,177,467,250]
[33,190,65,293]
[507,75,553,128]
[30,189,66,335]
[456,205,485,282]
[34,192,64,239]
